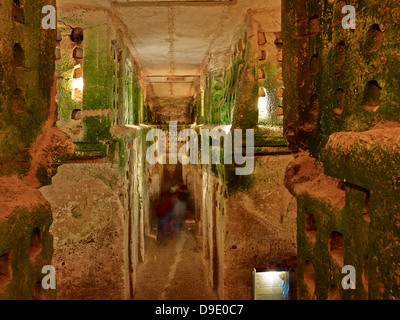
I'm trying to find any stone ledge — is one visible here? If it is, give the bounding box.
[322,121,400,191]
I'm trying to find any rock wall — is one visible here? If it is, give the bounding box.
[55,7,146,159]
[0,177,55,300]
[0,0,74,300]
[179,8,297,300]
[224,155,296,300]
[40,129,162,299]
[40,163,126,300]
[147,97,195,125]
[35,6,162,299]
[282,0,400,299]
[184,150,296,300]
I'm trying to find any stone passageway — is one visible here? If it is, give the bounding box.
[135,230,218,300]
[3,0,400,302]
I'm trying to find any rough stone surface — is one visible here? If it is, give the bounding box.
[183,154,296,300]
[0,0,73,300]
[282,0,400,300]
[40,163,126,300]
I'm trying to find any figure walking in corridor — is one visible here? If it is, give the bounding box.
[155,192,173,245]
[170,180,188,234]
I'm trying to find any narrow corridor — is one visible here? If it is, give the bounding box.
[3,0,400,302]
[135,230,218,300]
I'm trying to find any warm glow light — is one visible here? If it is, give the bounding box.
[258,271,285,284]
[258,96,269,118]
[73,77,84,92]
[253,270,289,300]
[222,124,232,134]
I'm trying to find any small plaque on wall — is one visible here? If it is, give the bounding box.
[252,269,289,300]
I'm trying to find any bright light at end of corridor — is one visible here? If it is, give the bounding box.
[258,271,285,284]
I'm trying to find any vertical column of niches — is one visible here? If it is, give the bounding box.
[12,0,26,115]
[111,43,120,126]
[55,29,62,121]
[301,5,320,135]
[327,231,344,300]
[302,211,318,299]
[307,7,319,132]
[55,26,84,126]
[361,24,383,117]
[308,33,319,134]
[70,28,84,120]
[332,41,346,124]
[274,33,284,119]
[330,0,347,128]
[29,227,45,300]
[11,0,30,171]
[0,252,12,295]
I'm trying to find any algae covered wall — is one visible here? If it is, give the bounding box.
[147,97,196,125]
[39,125,161,300]
[282,0,400,299]
[55,7,146,159]
[199,23,250,127]
[0,0,75,300]
[0,178,56,300]
[36,6,162,299]
[0,0,55,177]
[39,130,162,299]
[199,11,283,130]
[183,133,296,300]
[181,9,296,299]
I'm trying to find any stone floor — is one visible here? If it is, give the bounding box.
[134,229,218,300]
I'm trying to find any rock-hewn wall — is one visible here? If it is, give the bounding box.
[40,163,126,300]
[180,8,297,300]
[36,7,162,300]
[0,0,74,300]
[40,128,162,299]
[184,153,296,300]
[283,0,400,299]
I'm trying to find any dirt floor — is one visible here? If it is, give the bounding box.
[134,229,218,300]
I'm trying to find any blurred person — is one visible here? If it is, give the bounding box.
[177,179,188,197]
[171,185,187,234]
[154,192,173,245]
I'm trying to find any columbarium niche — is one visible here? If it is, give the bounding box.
[12,0,24,24]
[305,213,317,245]
[333,88,345,118]
[12,89,25,114]
[328,285,341,300]
[72,67,83,101]
[362,81,381,112]
[303,260,315,297]
[0,252,12,291]
[70,27,84,44]
[364,24,383,54]
[329,232,344,266]
[13,43,24,68]
[29,228,42,262]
